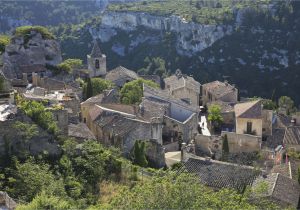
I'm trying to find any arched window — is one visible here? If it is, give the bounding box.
[95,59,100,69]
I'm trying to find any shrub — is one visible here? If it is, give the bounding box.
[14,26,55,39]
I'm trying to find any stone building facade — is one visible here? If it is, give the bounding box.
[202,80,238,105]
[164,70,201,106]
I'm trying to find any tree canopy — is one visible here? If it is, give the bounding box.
[14,26,55,39]
[208,104,223,125]
[120,78,159,104]
[0,35,10,53]
[57,58,83,74]
[278,96,296,115]
[83,78,114,100]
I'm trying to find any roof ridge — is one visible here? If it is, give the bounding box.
[270,173,279,195]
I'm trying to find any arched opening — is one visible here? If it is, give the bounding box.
[95,59,100,69]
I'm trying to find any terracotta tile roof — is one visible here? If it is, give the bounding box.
[252,173,300,208]
[177,158,259,191]
[284,126,300,145]
[234,100,262,119]
[202,80,236,99]
[164,74,200,93]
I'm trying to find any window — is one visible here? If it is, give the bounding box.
[95,59,100,69]
[84,118,86,123]
[246,122,252,134]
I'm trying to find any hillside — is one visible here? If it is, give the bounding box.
[54,0,300,105]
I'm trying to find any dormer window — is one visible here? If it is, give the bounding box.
[95,59,100,69]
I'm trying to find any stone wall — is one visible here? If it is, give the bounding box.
[194,134,222,158]
[51,109,68,136]
[170,87,199,107]
[164,141,179,152]
[145,139,165,168]
[221,131,261,153]
[0,111,61,157]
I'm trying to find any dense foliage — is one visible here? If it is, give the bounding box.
[132,140,148,167]
[108,0,272,24]
[106,173,279,209]
[17,96,59,134]
[83,78,114,100]
[120,78,159,104]
[57,58,83,73]
[208,104,223,127]
[0,35,10,53]
[14,26,55,40]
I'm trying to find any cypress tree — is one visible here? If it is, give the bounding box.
[133,140,148,167]
[222,134,229,161]
[86,77,93,99]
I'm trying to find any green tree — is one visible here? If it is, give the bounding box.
[139,57,167,77]
[15,26,55,39]
[298,168,300,184]
[58,58,83,73]
[262,99,277,110]
[83,78,113,100]
[120,78,159,104]
[13,121,38,155]
[207,104,223,131]
[6,159,66,202]
[18,99,58,134]
[278,96,296,115]
[16,191,73,210]
[132,140,148,167]
[108,173,278,209]
[0,35,10,53]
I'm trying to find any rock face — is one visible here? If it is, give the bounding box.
[90,11,233,55]
[2,31,62,79]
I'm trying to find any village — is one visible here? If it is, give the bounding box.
[1,30,300,209]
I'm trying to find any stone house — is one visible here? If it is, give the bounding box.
[105,66,138,88]
[164,69,201,106]
[201,80,238,105]
[234,100,263,137]
[252,173,300,208]
[142,84,199,146]
[87,40,106,77]
[82,103,163,154]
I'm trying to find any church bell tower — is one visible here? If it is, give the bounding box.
[87,40,107,77]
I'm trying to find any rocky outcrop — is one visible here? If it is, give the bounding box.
[0,110,61,157]
[2,30,62,79]
[90,11,233,56]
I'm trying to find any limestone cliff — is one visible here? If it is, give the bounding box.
[90,11,233,56]
[2,30,62,79]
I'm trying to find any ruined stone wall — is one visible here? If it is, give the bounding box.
[145,139,165,168]
[51,109,68,135]
[221,131,261,153]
